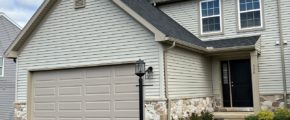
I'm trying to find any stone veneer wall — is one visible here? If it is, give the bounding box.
[260,94,290,111]
[15,98,213,120]
[14,102,27,120]
[145,101,167,120]
[170,97,214,120]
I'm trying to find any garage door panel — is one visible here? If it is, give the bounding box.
[59,118,81,120]
[86,102,110,110]
[115,84,138,93]
[84,112,111,117]
[34,103,55,111]
[34,96,56,102]
[35,80,57,88]
[115,110,139,117]
[115,65,135,76]
[85,118,110,120]
[34,118,56,120]
[58,102,82,111]
[85,85,110,95]
[115,93,139,100]
[34,112,57,117]
[115,76,137,84]
[84,95,111,101]
[59,86,82,96]
[58,79,83,87]
[115,101,138,110]
[57,96,83,102]
[32,64,138,119]
[58,69,83,80]
[32,71,57,81]
[86,67,111,78]
[116,118,139,120]
[85,77,111,85]
[34,88,56,96]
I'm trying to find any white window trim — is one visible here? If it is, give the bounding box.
[200,0,223,35]
[0,56,4,77]
[237,0,263,30]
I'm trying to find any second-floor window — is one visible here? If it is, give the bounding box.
[238,0,262,29]
[200,0,222,34]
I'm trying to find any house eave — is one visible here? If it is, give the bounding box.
[160,38,257,54]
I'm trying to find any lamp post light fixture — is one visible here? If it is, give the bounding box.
[135,59,146,120]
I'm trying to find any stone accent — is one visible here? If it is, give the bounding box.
[260,94,285,111]
[14,102,27,120]
[145,101,167,120]
[170,97,214,120]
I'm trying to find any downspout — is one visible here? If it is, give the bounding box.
[276,0,287,108]
[164,41,175,120]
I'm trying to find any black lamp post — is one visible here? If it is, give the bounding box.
[135,59,145,120]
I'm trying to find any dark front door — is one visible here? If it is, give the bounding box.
[221,59,253,107]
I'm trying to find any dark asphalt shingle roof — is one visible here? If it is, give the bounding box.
[120,0,260,49]
[204,36,260,48]
[121,0,206,47]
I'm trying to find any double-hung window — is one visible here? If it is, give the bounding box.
[200,0,222,34]
[238,0,262,29]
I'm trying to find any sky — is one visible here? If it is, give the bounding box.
[0,0,44,27]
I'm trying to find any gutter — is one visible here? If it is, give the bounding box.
[276,0,287,107]
[163,41,175,120]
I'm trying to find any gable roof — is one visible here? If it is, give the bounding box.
[0,13,21,53]
[116,0,260,50]
[0,12,22,29]
[121,0,206,47]
[5,0,259,58]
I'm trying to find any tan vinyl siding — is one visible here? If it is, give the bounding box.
[160,0,283,94]
[167,47,212,98]
[280,1,290,93]
[17,0,163,101]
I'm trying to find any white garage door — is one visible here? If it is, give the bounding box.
[31,64,139,120]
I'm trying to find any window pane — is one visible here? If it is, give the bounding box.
[215,23,220,31]
[209,17,214,24]
[246,0,252,2]
[203,24,209,32]
[202,10,207,16]
[240,0,246,4]
[246,2,253,10]
[254,11,261,26]
[202,17,220,32]
[214,8,219,15]
[241,20,247,28]
[203,19,209,25]
[208,1,213,8]
[253,1,260,9]
[240,3,246,11]
[209,24,214,31]
[241,12,247,20]
[0,57,3,67]
[202,2,207,10]
[214,0,219,7]
[208,8,214,16]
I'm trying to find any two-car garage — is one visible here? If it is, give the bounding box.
[29,64,139,120]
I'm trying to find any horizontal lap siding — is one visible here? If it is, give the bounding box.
[280,1,290,93]
[17,0,163,101]
[0,16,19,120]
[167,47,212,98]
[160,0,283,94]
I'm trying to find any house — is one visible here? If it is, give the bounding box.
[4,0,290,119]
[0,13,20,120]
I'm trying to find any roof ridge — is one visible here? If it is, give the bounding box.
[0,12,22,29]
